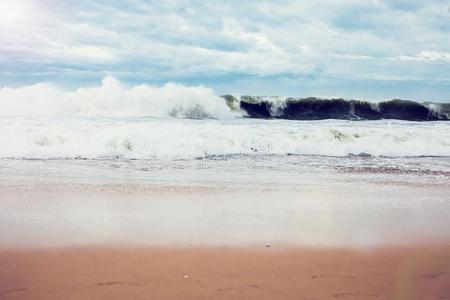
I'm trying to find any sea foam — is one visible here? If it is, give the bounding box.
[0,77,234,119]
[0,78,449,159]
[0,117,449,159]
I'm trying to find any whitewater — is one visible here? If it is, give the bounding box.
[1,77,450,249]
[0,77,449,160]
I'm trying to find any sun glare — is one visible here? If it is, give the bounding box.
[0,1,31,25]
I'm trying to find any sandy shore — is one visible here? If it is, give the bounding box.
[1,160,449,299]
[0,245,449,300]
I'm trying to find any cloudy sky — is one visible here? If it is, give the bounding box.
[0,0,449,101]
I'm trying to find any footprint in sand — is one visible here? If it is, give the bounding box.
[0,288,28,296]
[96,281,144,287]
[421,272,447,279]
[312,274,356,279]
[334,292,379,298]
[217,284,260,292]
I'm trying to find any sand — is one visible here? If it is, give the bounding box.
[1,163,449,299]
[0,245,449,300]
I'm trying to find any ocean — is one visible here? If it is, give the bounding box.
[0,117,449,248]
[1,117,450,159]
[0,81,449,248]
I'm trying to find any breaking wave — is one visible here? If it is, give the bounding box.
[1,77,449,121]
[0,77,449,159]
[0,117,449,159]
[225,96,450,121]
[0,77,234,119]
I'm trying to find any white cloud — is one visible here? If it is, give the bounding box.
[398,51,450,62]
[49,46,117,63]
[0,0,449,94]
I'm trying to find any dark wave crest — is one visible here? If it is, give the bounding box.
[223,96,450,121]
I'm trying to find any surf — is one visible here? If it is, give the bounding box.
[0,117,448,159]
[1,77,449,121]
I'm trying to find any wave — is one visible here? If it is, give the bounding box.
[0,118,448,159]
[0,77,235,119]
[1,77,449,121]
[224,96,450,121]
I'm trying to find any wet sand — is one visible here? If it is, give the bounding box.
[1,181,450,248]
[0,245,449,300]
[1,160,449,299]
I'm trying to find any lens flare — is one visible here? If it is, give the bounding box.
[0,1,31,26]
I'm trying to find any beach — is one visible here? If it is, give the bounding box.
[1,246,449,300]
[2,0,450,298]
[1,157,449,299]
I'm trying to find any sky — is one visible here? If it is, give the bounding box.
[0,0,449,101]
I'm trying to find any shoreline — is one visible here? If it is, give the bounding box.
[1,180,449,249]
[1,159,449,299]
[1,245,449,299]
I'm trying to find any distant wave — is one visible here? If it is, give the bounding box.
[1,77,449,121]
[0,77,235,119]
[224,95,450,121]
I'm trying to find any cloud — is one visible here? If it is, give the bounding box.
[398,51,450,62]
[0,0,449,100]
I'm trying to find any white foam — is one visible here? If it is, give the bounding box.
[0,77,235,119]
[0,79,449,159]
[0,118,448,159]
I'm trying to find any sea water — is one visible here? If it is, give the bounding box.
[0,117,449,248]
[0,79,449,248]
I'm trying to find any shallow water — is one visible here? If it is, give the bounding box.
[0,156,449,248]
[1,115,449,248]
